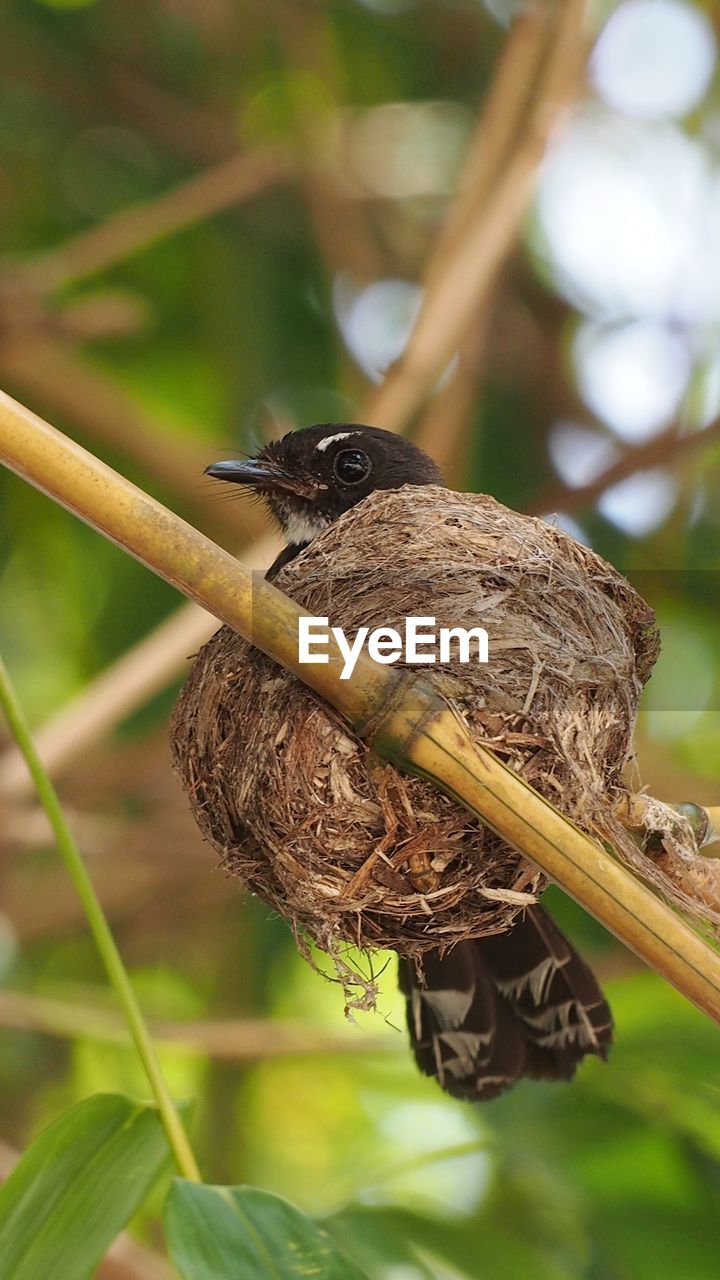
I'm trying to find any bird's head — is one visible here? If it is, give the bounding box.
[205,423,443,547]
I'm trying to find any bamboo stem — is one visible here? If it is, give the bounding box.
[2,389,720,1026]
[369,682,720,1023]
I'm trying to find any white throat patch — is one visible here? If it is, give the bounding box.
[282,510,330,546]
[314,431,358,453]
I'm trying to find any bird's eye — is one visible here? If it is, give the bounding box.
[333,448,372,485]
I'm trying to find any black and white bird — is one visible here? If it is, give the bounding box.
[206,423,613,1102]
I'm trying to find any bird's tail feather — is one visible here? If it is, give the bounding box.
[398,904,612,1101]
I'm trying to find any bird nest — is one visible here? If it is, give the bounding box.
[171,485,711,979]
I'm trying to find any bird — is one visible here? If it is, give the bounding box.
[205,422,613,1102]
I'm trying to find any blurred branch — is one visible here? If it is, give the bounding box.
[0,332,265,541]
[11,149,288,296]
[364,0,589,432]
[0,136,284,549]
[271,0,384,281]
[0,42,236,164]
[414,315,492,489]
[0,989,395,1061]
[0,843,219,943]
[531,417,720,517]
[407,13,551,483]
[0,146,288,534]
[1,799,120,855]
[423,9,549,294]
[99,61,239,163]
[0,534,281,800]
[0,604,215,800]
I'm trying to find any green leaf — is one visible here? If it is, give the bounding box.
[0,1093,175,1280]
[164,1180,370,1280]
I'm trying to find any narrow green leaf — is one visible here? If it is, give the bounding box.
[164,1180,371,1280]
[0,1093,175,1280]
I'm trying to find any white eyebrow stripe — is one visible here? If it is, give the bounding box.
[314,431,358,453]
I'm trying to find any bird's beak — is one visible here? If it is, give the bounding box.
[205,457,325,499]
[204,458,293,486]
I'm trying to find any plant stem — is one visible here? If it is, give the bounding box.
[0,652,201,1183]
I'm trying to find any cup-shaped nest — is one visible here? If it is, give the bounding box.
[171,486,667,965]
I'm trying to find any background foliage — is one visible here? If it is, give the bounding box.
[1,0,720,1276]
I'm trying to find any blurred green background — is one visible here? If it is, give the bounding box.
[2,0,720,1276]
